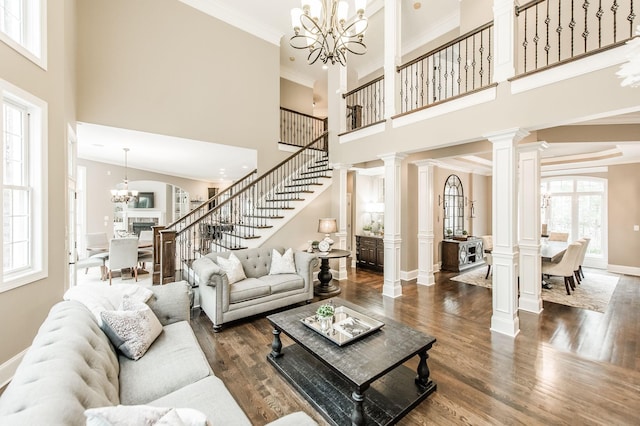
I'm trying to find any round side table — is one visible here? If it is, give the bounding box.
[314,249,351,297]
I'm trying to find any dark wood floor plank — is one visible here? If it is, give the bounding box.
[191,267,640,425]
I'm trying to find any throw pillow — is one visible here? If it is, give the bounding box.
[85,405,208,426]
[216,253,247,284]
[100,301,163,360]
[269,248,296,275]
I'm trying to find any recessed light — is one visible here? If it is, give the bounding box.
[92,143,104,147]
[289,56,295,61]
[242,165,248,169]
[414,2,421,9]
[322,64,328,70]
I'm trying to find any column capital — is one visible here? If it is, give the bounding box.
[412,159,439,168]
[331,163,353,170]
[518,141,549,153]
[378,152,408,163]
[484,128,530,144]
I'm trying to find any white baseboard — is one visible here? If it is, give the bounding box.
[400,269,418,281]
[0,348,28,388]
[607,264,640,277]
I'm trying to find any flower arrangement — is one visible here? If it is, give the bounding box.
[316,303,335,318]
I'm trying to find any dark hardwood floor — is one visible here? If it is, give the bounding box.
[191,268,640,425]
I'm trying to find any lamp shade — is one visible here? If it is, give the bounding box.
[318,218,337,234]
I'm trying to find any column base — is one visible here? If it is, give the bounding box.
[518,296,543,314]
[490,315,520,337]
[382,281,402,298]
[416,272,435,286]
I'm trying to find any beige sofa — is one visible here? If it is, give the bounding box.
[0,281,316,426]
[192,246,318,331]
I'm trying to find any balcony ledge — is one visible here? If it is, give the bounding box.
[339,121,387,144]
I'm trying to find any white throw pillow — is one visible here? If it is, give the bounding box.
[100,299,163,360]
[216,253,247,284]
[64,283,153,326]
[269,248,296,275]
[85,405,209,426]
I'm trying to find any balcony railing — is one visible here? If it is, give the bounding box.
[342,75,385,132]
[515,0,637,75]
[397,22,494,115]
[280,107,327,148]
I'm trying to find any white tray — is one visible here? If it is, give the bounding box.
[300,306,385,346]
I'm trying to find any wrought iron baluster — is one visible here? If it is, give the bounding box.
[597,0,604,47]
[545,0,551,66]
[472,35,476,89]
[558,0,564,62]
[479,32,485,86]
[464,38,469,92]
[524,8,529,72]
[628,0,635,38]
[456,42,462,95]
[444,48,448,99]
[535,4,540,70]
[583,0,591,54]
[570,0,576,56]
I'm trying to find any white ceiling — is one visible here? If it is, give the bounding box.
[77,1,640,181]
[77,123,256,182]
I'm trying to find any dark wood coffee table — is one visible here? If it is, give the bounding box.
[267,298,437,426]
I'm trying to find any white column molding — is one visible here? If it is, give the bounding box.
[383,0,401,119]
[332,163,352,280]
[413,159,438,286]
[379,152,407,297]
[492,0,516,82]
[485,128,529,337]
[517,141,548,313]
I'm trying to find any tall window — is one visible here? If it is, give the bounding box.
[541,177,607,267]
[0,0,45,68]
[1,80,47,292]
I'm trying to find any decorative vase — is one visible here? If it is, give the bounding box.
[318,315,333,332]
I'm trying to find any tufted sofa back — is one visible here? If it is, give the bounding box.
[205,246,284,279]
[0,301,120,426]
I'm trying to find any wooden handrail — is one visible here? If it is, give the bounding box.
[280,106,327,124]
[165,168,257,230]
[515,0,547,15]
[177,131,329,235]
[342,75,385,99]
[397,22,494,72]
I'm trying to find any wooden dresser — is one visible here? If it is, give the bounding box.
[355,235,384,271]
[441,238,484,272]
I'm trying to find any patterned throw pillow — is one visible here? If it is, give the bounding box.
[215,253,247,284]
[100,299,163,360]
[269,248,296,275]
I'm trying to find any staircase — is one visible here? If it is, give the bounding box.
[152,132,331,284]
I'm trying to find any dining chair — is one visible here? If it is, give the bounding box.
[548,232,569,242]
[480,235,493,279]
[84,232,108,274]
[105,237,139,285]
[541,242,582,295]
[138,230,154,244]
[575,237,590,282]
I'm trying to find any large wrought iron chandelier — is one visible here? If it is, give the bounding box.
[110,148,138,204]
[290,0,368,66]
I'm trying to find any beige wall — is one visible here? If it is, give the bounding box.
[264,189,332,252]
[280,78,314,115]
[76,0,287,174]
[79,159,216,238]
[0,2,75,366]
[401,162,418,272]
[608,164,640,268]
[460,0,494,34]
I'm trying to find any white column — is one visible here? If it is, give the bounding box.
[379,153,407,297]
[327,62,348,141]
[518,142,548,313]
[414,160,437,286]
[493,0,516,82]
[384,0,401,119]
[485,128,529,337]
[332,163,352,280]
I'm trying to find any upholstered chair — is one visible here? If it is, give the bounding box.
[541,242,582,295]
[480,235,493,279]
[105,237,139,285]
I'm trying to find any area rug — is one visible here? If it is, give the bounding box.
[450,268,619,313]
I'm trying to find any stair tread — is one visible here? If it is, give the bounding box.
[256,206,295,210]
[292,176,328,181]
[265,198,305,202]
[284,183,322,188]
[275,190,314,195]
[301,170,331,175]
[243,215,285,219]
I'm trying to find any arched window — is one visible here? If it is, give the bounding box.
[541,177,607,268]
[443,174,464,237]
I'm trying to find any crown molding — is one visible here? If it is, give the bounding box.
[179,0,283,46]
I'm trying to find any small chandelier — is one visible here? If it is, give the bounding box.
[110,148,138,204]
[290,0,368,66]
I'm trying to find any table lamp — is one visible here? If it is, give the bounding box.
[317,218,337,251]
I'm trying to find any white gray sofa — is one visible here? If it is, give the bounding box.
[0,281,316,426]
[192,246,318,331]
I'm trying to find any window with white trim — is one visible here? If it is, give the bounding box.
[1,80,47,292]
[541,177,607,267]
[0,0,46,68]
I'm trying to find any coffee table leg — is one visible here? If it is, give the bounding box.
[415,350,432,390]
[269,328,282,359]
[350,385,369,426]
